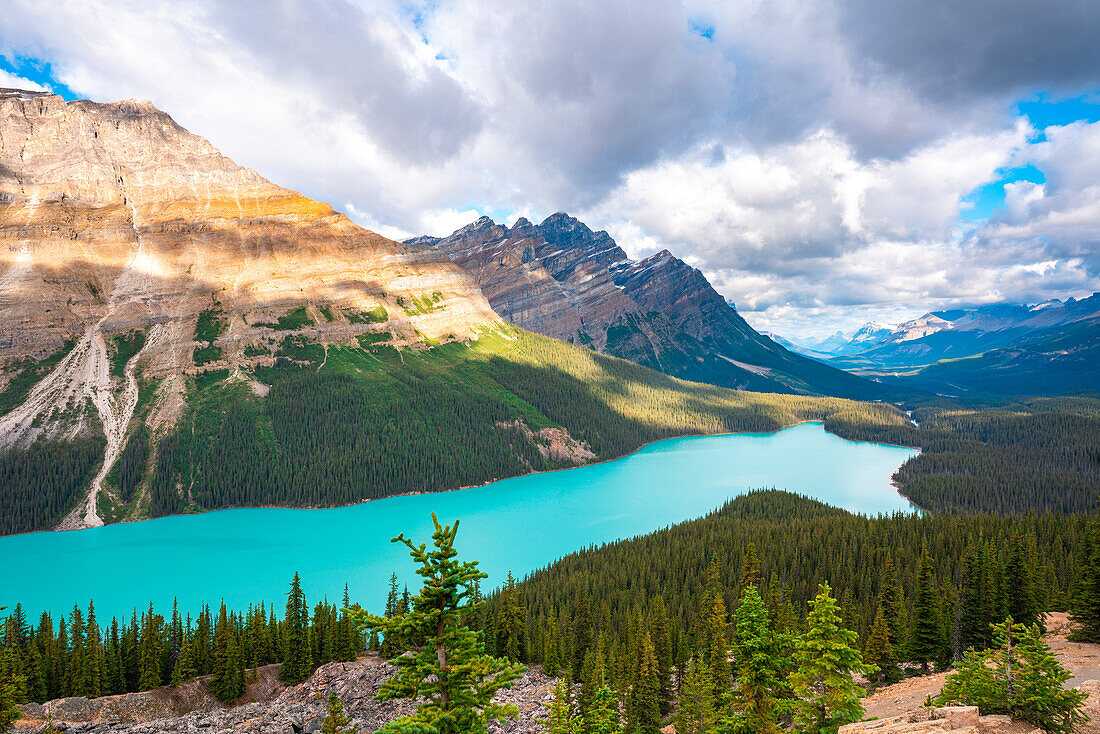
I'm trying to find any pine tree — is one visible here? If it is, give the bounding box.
[352,514,524,734]
[1072,521,1100,642]
[675,658,715,734]
[210,602,243,703]
[787,583,872,734]
[625,633,660,734]
[588,684,623,734]
[281,573,311,684]
[721,585,791,734]
[321,693,358,734]
[864,604,894,684]
[878,555,906,651]
[739,542,761,590]
[698,554,731,702]
[137,603,161,691]
[908,544,947,670]
[937,619,1089,734]
[496,573,527,662]
[539,679,579,734]
[0,674,22,734]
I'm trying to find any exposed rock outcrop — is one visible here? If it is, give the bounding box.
[15,655,556,734]
[0,89,502,528]
[414,213,900,399]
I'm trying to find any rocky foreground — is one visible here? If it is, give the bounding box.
[16,653,556,733]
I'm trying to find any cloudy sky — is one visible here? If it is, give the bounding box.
[2,0,1099,339]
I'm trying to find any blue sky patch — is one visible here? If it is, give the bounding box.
[959,163,1046,221]
[689,19,715,40]
[0,55,76,99]
[1016,92,1100,131]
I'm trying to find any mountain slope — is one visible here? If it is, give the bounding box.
[890,316,1100,396]
[412,214,902,400]
[0,90,916,535]
[823,295,1100,371]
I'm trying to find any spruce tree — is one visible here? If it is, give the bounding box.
[739,542,761,590]
[0,675,21,734]
[647,596,673,716]
[1006,534,1041,629]
[878,555,906,651]
[721,585,791,734]
[698,554,731,702]
[588,683,623,734]
[322,693,358,734]
[496,573,527,662]
[211,602,243,703]
[281,573,311,684]
[352,514,524,734]
[1072,521,1100,642]
[540,679,579,734]
[675,658,715,734]
[864,604,894,684]
[137,603,161,691]
[958,542,987,653]
[937,619,1088,734]
[625,633,660,734]
[787,583,872,734]
[908,544,946,670]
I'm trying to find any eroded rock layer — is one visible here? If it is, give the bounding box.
[0,89,501,528]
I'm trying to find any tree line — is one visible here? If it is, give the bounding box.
[0,574,360,707]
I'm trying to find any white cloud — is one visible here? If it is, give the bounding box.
[0,69,47,92]
[1,0,1098,340]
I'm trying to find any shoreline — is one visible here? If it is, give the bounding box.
[9,418,922,540]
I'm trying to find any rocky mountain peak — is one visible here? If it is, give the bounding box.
[0,92,500,528]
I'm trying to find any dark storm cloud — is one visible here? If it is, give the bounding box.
[839,0,1100,101]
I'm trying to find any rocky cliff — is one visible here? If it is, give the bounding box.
[414,213,900,399]
[0,88,501,529]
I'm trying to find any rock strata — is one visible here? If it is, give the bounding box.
[0,90,502,528]
[415,213,895,399]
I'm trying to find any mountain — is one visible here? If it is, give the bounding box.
[411,214,901,400]
[887,315,1100,396]
[825,295,1100,371]
[0,90,914,535]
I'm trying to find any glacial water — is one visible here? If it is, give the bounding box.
[0,422,918,621]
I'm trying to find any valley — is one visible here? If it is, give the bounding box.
[0,86,1097,734]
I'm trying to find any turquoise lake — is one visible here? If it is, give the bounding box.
[1,422,918,621]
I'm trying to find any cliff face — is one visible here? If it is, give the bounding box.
[0,89,498,367]
[0,89,501,529]
[416,213,897,398]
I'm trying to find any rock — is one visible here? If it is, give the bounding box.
[0,91,501,525]
[929,706,979,727]
[16,654,557,734]
[415,211,883,398]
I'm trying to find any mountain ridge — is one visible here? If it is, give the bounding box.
[412,213,905,400]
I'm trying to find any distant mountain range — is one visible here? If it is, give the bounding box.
[780,295,1100,396]
[410,215,901,399]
